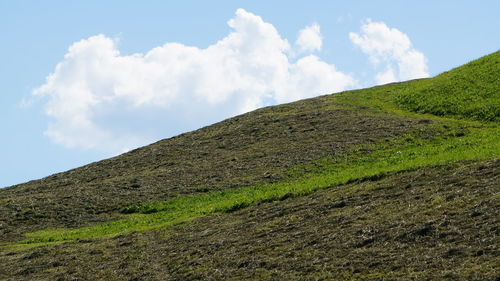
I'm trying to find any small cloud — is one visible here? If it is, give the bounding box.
[349,19,428,85]
[336,13,352,23]
[295,23,322,53]
[19,96,34,108]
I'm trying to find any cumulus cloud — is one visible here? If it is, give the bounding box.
[349,19,428,85]
[34,9,356,153]
[295,23,322,52]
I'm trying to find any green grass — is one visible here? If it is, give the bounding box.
[16,123,499,246]
[331,51,499,123]
[396,51,500,121]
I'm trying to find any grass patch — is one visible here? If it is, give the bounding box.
[331,51,499,123]
[15,123,499,246]
[396,51,500,122]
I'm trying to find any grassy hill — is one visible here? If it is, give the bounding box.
[0,51,499,280]
[396,51,500,121]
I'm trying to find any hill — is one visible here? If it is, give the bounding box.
[0,51,499,280]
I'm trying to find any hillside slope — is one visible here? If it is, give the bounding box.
[0,51,499,280]
[0,95,429,241]
[2,159,498,280]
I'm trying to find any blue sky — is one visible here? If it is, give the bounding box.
[1,0,499,188]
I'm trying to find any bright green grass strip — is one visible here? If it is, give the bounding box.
[19,126,499,245]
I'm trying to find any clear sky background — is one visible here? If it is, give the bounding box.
[1,0,499,188]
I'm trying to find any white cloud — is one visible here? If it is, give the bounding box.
[375,67,397,85]
[349,19,428,84]
[295,23,322,52]
[34,9,356,153]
